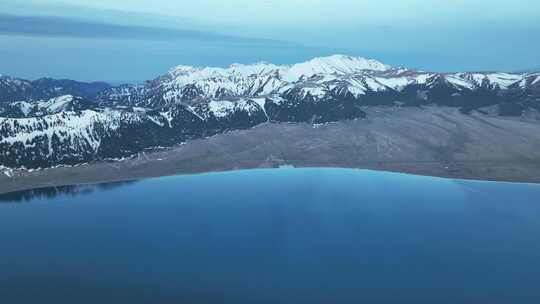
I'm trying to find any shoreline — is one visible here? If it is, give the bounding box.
[2,107,540,194]
[2,161,540,195]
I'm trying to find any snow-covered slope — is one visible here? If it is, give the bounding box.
[0,97,274,168]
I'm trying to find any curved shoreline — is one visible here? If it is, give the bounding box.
[2,107,540,194]
[2,161,540,196]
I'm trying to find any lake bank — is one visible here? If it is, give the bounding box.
[2,160,540,195]
[2,108,540,194]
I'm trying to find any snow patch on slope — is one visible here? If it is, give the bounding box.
[208,100,235,118]
[38,95,75,112]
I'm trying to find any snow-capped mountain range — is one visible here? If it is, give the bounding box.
[1,55,539,169]
[93,55,540,109]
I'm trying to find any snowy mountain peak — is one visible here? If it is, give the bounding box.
[40,95,76,112]
[167,55,392,82]
[297,54,390,72]
[169,62,279,77]
[228,62,280,75]
[279,55,391,82]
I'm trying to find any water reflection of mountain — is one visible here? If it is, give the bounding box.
[0,181,138,203]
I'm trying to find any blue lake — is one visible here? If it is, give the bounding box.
[1,168,540,303]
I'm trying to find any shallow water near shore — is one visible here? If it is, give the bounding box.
[1,168,540,303]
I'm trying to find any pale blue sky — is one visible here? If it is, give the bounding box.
[1,0,538,82]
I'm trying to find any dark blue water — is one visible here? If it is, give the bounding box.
[1,168,540,303]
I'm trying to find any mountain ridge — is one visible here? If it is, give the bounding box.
[1,55,539,170]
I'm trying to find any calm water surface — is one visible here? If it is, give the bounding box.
[1,168,540,303]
